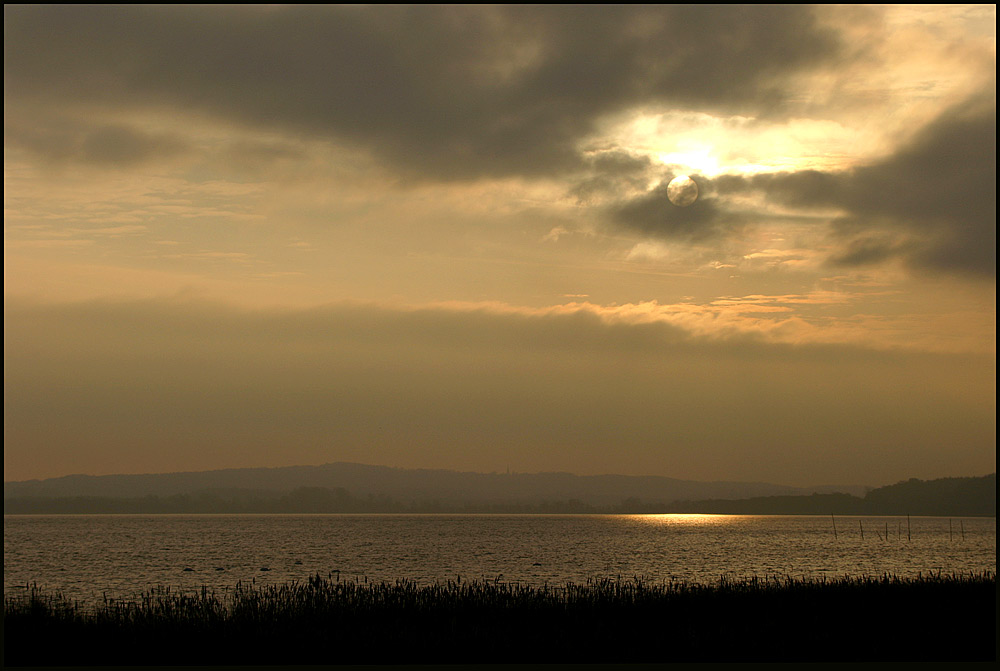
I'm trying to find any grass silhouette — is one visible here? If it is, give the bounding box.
[4,571,995,663]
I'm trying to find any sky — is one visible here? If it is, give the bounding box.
[4,5,996,486]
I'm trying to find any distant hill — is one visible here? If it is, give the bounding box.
[861,474,996,516]
[660,474,995,517]
[4,462,867,513]
[6,464,992,516]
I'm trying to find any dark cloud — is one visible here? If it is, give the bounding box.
[828,236,910,268]
[608,175,736,241]
[5,116,188,166]
[841,88,996,276]
[569,149,653,202]
[81,125,187,165]
[5,5,841,180]
[701,88,996,277]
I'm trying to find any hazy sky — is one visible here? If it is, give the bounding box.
[4,5,995,486]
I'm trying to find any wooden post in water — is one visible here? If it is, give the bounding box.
[961,520,965,541]
[885,522,888,542]
[859,520,864,540]
[907,514,911,541]
[831,513,838,539]
[949,519,953,542]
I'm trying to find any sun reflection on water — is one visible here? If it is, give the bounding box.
[622,513,752,527]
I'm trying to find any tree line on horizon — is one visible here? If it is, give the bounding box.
[3,473,994,516]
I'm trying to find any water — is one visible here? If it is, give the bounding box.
[4,513,995,605]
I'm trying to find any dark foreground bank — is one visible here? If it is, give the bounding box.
[4,572,996,664]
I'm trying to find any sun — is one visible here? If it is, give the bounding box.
[666,175,699,207]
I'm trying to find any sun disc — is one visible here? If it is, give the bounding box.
[666,175,699,207]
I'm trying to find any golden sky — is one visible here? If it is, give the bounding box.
[4,5,995,485]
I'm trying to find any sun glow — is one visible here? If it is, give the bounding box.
[657,147,722,177]
[612,107,886,179]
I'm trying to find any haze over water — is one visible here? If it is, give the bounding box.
[5,514,995,606]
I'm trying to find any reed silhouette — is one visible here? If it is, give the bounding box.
[4,572,995,664]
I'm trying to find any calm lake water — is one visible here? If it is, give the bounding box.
[4,514,995,605]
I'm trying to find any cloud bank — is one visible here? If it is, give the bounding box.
[5,297,994,484]
[6,5,840,179]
